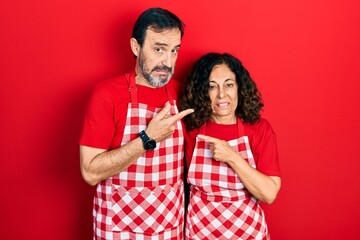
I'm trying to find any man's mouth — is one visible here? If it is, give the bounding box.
[154,69,169,74]
[152,66,172,74]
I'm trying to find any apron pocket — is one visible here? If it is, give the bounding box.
[111,181,184,233]
[187,193,268,239]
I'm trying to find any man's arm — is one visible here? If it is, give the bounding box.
[80,138,145,186]
[80,102,194,186]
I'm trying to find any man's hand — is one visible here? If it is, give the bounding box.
[146,102,193,142]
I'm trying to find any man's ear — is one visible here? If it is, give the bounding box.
[130,38,140,57]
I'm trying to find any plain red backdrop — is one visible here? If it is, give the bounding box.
[1,0,360,239]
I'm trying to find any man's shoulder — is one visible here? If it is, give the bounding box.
[169,77,184,88]
[93,72,130,96]
[167,77,184,96]
[96,73,129,89]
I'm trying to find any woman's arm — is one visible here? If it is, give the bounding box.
[198,134,281,204]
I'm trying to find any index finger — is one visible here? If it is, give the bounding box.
[167,108,194,123]
[197,134,219,143]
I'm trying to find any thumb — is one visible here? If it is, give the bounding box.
[155,102,171,119]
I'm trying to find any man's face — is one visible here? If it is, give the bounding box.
[135,28,181,88]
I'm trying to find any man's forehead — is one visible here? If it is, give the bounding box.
[144,28,181,46]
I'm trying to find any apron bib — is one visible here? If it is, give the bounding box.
[93,72,184,239]
[186,119,269,240]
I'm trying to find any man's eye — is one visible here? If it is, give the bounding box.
[155,48,163,52]
[171,49,178,54]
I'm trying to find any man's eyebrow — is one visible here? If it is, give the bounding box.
[154,42,169,46]
[154,42,181,48]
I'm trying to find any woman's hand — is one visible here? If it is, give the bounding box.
[197,134,281,204]
[197,134,240,164]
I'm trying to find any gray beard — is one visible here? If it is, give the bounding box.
[140,66,173,88]
[138,53,173,87]
[142,70,171,87]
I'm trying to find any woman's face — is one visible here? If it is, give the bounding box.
[208,64,238,124]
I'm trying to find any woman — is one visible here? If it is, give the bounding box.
[180,53,281,239]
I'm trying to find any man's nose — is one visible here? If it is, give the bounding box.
[161,52,172,67]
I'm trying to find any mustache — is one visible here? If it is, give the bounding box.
[152,65,172,73]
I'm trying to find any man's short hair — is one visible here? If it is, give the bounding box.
[132,8,185,47]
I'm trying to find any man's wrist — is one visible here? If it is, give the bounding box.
[138,130,156,150]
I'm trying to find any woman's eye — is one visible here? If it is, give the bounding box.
[209,85,217,90]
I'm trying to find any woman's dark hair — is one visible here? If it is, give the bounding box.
[180,52,264,131]
[132,8,185,47]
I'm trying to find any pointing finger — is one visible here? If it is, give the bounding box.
[197,134,218,143]
[167,108,194,123]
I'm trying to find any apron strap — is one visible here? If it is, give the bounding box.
[127,71,138,104]
[236,118,245,137]
[126,71,174,104]
[164,84,174,102]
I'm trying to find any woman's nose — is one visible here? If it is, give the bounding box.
[217,88,225,98]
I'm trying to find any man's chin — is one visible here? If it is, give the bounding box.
[154,79,170,87]
[150,75,172,87]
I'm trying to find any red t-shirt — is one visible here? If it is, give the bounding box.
[80,71,183,150]
[184,119,281,177]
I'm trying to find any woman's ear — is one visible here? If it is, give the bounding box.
[130,38,140,57]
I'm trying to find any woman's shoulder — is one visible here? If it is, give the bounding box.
[244,117,273,129]
[243,118,276,137]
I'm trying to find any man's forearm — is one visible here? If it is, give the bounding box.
[80,137,146,186]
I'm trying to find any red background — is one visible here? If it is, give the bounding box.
[1,1,360,239]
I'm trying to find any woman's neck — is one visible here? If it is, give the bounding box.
[210,115,237,125]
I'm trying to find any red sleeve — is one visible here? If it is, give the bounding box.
[79,81,118,149]
[245,119,281,177]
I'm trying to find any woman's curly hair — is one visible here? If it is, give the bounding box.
[179,52,264,131]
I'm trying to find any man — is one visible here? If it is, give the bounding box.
[79,8,193,239]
